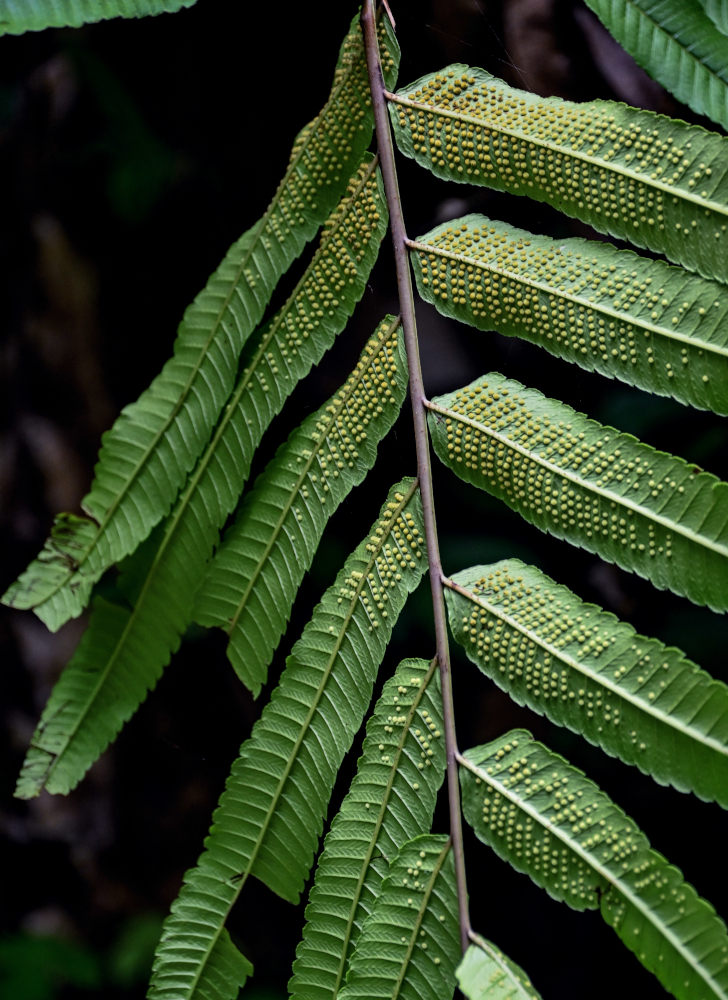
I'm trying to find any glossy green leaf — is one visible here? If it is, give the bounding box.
[456,935,543,1000]
[289,658,445,1000]
[428,372,728,610]
[460,731,728,1000]
[0,0,197,34]
[148,479,426,1000]
[411,214,728,414]
[389,65,728,281]
[584,1,728,130]
[194,314,406,696]
[13,158,388,800]
[338,835,460,1000]
[446,560,728,805]
[3,12,400,630]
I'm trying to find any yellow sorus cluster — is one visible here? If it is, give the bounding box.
[473,741,641,903]
[292,322,401,507]
[442,379,677,560]
[335,490,423,633]
[379,695,440,772]
[417,220,721,380]
[248,164,383,385]
[393,68,728,250]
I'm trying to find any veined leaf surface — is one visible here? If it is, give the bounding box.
[338,835,460,1000]
[411,214,728,414]
[456,935,543,1000]
[428,373,728,610]
[13,159,388,800]
[700,0,728,34]
[460,731,728,1000]
[388,65,728,282]
[3,12,399,631]
[445,560,728,805]
[0,0,197,33]
[584,0,728,130]
[149,479,426,1000]
[289,658,445,1000]
[195,314,406,695]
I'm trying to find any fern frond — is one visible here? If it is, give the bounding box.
[700,0,728,34]
[148,480,426,1000]
[13,158,389,800]
[411,215,728,414]
[428,373,728,610]
[194,315,406,695]
[0,0,196,34]
[460,731,728,1000]
[456,934,543,1000]
[583,1,728,131]
[388,66,728,282]
[337,835,460,1000]
[289,658,445,1000]
[445,560,728,805]
[3,13,400,631]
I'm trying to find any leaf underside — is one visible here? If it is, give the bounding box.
[289,658,445,1000]
[460,731,728,1000]
[194,313,407,696]
[583,0,728,130]
[411,214,728,414]
[3,11,400,630]
[338,835,460,1000]
[148,479,426,1000]
[389,64,728,282]
[0,0,197,34]
[13,157,389,800]
[445,559,728,805]
[428,372,728,611]
[456,935,543,1000]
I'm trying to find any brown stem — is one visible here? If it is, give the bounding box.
[361,0,471,952]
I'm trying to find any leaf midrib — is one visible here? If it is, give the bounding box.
[427,398,728,558]
[409,238,728,358]
[446,576,728,756]
[460,752,725,999]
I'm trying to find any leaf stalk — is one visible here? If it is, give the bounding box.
[361,0,471,951]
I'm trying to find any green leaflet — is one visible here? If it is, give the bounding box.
[456,935,543,1000]
[0,0,196,33]
[2,12,400,631]
[410,214,728,414]
[13,157,388,800]
[289,658,445,1000]
[428,372,728,611]
[388,65,728,282]
[194,314,406,696]
[148,479,426,1000]
[584,1,728,131]
[337,835,460,1000]
[460,731,728,1000]
[445,560,728,805]
[700,0,728,34]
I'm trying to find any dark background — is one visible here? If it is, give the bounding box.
[2,1,727,997]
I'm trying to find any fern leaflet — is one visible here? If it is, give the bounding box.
[388,65,728,281]
[460,730,728,1000]
[289,658,445,1000]
[428,372,728,610]
[456,935,542,1000]
[148,479,426,1000]
[445,560,728,805]
[0,0,197,34]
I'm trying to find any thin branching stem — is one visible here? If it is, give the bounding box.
[361,0,471,952]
